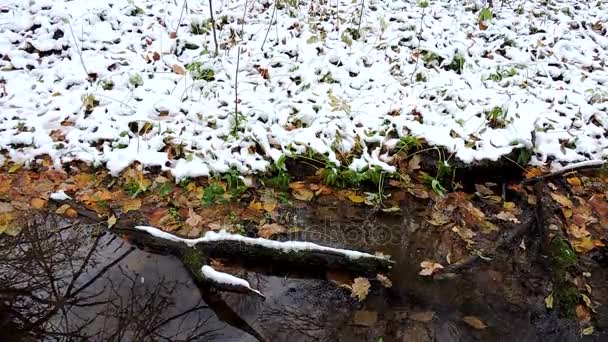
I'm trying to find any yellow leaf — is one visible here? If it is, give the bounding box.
[347,192,366,203]
[0,212,20,236]
[55,204,71,214]
[122,198,142,213]
[351,277,370,302]
[262,200,277,212]
[248,201,263,211]
[107,215,117,228]
[8,162,23,174]
[550,193,573,208]
[572,236,596,253]
[30,198,47,209]
[65,207,78,218]
[582,326,594,336]
[292,188,314,201]
[581,294,592,308]
[567,177,582,186]
[462,316,488,330]
[545,293,554,309]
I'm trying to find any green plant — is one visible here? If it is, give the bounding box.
[486,106,507,128]
[447,54,465,73]
[222,169,248,199]
[129,73,143,88]
[187,62,215,81]
[478,7,493,23]
[101,79,114,90]
[265,155,290,190]
[202,183,225,205]
[487,67,517,82]
[81,94,98,113]
[123,181,146,198]
[157,182,174,197]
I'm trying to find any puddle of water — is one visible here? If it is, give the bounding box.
[1,208,605,341]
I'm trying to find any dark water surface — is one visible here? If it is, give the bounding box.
[1,204,606,341]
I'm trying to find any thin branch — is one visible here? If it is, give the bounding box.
[522,160,606,185]
[208,0,219,56]
[261,1,277,50]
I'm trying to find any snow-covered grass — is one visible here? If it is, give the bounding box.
[1,0,607,179]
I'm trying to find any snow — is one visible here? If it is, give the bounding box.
[49,190,72,201]
[134,225,388,260]
[1,0,607,178]
[201,265,263,296]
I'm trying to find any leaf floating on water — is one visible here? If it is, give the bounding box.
[545,293,554,309]
[419,260,444,276]
[353,310,377,326]
[462,315,488,330]
[351,277,370,302]
[376,274,392,288]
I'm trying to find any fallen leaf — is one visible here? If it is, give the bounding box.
[525,167,544,179]
[572,236,596,253]
[292,187,314,201]
[462,316,487,330]
[0,212,20,236]
[152,51,160,61]
[150,208,169,226]
[185,208,203,227]
[172,64,186,75]
[326,270,353,287]
[55,204,71,214]
[8,162,23,174]
[376,274,392,288]
[550,193,573,208]
[258,223,286,238]
[409,311,435,322]
[262,200,277,212]
[495,211,520,223]
[427,210,451,226]
[567,177,582,186]
[347,192,366,203]
[122,198,142,213]
[107,215,117,228]
[408,154,421,171]
[582,326,594,336]
[30,198,47,209]
[65,207,78,218]
[169,31,177,39]
[351,277,371,301]
[474,184,494,196]
[576,305,591,323]
[408,183,429,199]
[419,260,444,276]
[545,293,554,309]
[256,67,270,80]
[478,20,488,30]
[353,310,377,327]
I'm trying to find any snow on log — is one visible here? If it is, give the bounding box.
[132,225,393,274]
[201,265,265,298]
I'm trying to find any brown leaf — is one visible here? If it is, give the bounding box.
[122,198,142,213]
[169,31,177,39]
[409,311,435,322]
[419,260,444,276]
[495,211,520,223]
[408,154,421,171]
[351,277,371,301]
[478,21,488,31]
[152,51,160,61]
[185,208,203,227]
[376,274,393,288]
[353,310,377,327]
[576,305,591,323]
[30,198,47,209]
[292,188,314,201]
[172,64,186,75]
[257,67,270,80]
[462,316,488,330]
[258,223,286,238]
[408,183,429,199]
[150,208,169,226]
[326,270,353,287]
[55,204,71,214]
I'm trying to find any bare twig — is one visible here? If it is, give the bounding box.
[66,20,89,79]
[233,46,242,137]
[356,0,365,34]
[208,0,219,55]
[522,160,606,185]
[175,0,188,36]
[261,1,277,50]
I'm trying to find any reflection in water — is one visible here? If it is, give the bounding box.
[1,208,603,341]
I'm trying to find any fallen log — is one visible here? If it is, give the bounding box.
[116,225,394,276]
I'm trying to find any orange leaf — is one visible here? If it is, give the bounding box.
[525,167,544,179]
[172,64,186,75]
[258,223,286,238]
[567,177,582,186]
[122,198,141,213]
[30,198,47,209]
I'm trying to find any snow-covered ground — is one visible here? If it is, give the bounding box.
[1,0,607,178]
